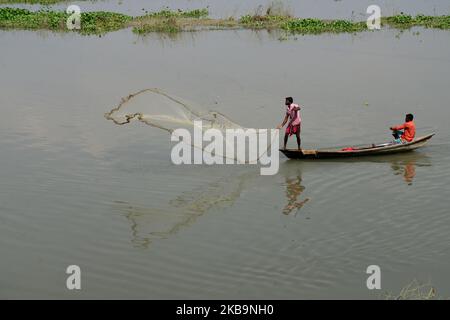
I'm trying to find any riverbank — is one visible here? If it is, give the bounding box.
[0,7,449,35]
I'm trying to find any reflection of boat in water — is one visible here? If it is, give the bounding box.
[117,146,433,247]
[280,133,435,159]
[278,149,433,214]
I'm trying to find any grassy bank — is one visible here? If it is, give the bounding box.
[0,7,450,35]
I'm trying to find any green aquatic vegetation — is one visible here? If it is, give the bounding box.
[281,18,366,34]
[239,14,290,29]
[281,18,326,33]
[416,15,450,29]
[142,8,209,19]
[385,13,414,28]
[1,7,450,36]
[79,11,131,34]
[0,7,65,30]
[133,17,181,34]
[240,14,290,23]
[328,19,366,32]
[131,8,209,34]
[384,14,450,30]
[0,8,130,34]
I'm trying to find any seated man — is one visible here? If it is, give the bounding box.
[390,113,416,144]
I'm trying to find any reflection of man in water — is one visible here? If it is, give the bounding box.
[283,176,310,215]
[403,162,416,185]
[391,160,416,185]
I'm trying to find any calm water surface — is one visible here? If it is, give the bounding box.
[0,23,450,299]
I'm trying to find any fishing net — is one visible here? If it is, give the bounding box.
[104,88,278,164]
[105,88,241,131]
[116,172,253,248]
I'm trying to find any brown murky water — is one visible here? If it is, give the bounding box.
[1,5,450,299]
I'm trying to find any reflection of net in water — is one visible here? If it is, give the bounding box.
[116,172,251,249]
[104,88,277,163]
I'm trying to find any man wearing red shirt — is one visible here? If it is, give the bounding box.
[390,113,416,143]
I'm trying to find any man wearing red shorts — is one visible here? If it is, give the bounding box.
[277,97,302,150]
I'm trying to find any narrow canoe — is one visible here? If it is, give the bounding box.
[280,133,435,159]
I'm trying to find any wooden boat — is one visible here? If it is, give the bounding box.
[280,133,435,159]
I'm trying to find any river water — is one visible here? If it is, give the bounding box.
[1,3,450,299]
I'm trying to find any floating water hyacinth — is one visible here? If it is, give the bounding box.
[1,7,450,35]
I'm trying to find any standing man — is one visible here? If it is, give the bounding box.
[277,97,302,150]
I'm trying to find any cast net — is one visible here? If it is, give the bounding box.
[104,88,278,163]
